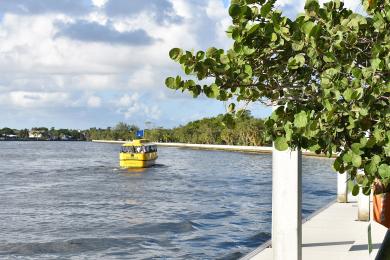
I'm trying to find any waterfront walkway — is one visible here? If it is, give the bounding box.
[92,140,325,156]
[242,200,387,260]
[92,140,272,153]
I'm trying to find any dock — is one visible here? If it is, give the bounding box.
[241,199,387,260]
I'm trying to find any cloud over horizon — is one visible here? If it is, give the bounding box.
[0,0,92,15]
[55,20,156,45]
[0,0,361,129]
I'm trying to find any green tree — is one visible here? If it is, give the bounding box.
[49,127,59,140]
[18,129,29,139]
[166,0,389,192]
[0,128,15,136]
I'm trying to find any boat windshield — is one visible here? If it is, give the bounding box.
[121,146,135,153]
[121,145,157,153]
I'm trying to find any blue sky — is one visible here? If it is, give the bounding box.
[0,0,361,129]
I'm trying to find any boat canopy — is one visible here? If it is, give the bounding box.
[122,139,154,147]
[120,139,157,153]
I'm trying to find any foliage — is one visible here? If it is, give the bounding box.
[0,127,15,136]
[166,0,389,193]
[86,122,139,141]
[1,117,269,145]
[145,112,269,146]
[0,127,86,140]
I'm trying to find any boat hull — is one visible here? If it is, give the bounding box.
[119,152,157,168]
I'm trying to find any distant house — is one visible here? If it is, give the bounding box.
[29,131,43,139]
[0,134,18,140]
[60,134,72,141]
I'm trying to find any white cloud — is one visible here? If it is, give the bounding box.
[206,0,232,48]
[87,95,102,108]
[276,0,366,18]
[76,74,118,90]
[127,66,155,90]
[91,0,109,8]
[3,0,366,128]
[6,91,70,108]
[115,93,161,120]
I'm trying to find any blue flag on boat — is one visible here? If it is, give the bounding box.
[136,130,144,138]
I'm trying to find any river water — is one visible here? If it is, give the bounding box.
[0,141,336,259]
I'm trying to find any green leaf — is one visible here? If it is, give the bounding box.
[165,77,176,89]
[352,184,360,196]
[292,41,304,51]
[379,164,390,179]
[184,80,196,90]
[295,54,305,65]
[323,52,335,63]
[206,47,217,58]
[247,24,260,35]
[359,107,368,116]
[288,54,305,69]
[209,84,220,98]
[343,88,353,102]
[243,46,255,55]
[228,103,236,113]
[302,21,315,35]
[351,143,362,155]
[294,111,308,128]
[271,32,277,41]
[229,4,241,17]
[365,161,377,175]
[274,137,289,151]
[371,58,382,70]
[220,55,229,64]
[169,48,182,61]
[333,157,343,171]
[362,186,371,196]
[352,154,362,167]
[260,2,273,17]
[305,0,320,14]
[356,174,365,185]
[348,180,355,193]
[343,152,353,163]
[244,65,253,77]
[373,155,381,164]
[196,51,205,60]
[384,143,390,157]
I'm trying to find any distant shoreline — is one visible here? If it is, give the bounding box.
[0,139,85,141]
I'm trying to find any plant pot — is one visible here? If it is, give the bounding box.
[373,192,390,259]
[374,192,390,228]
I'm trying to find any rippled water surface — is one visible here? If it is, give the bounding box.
[0,141,336,259]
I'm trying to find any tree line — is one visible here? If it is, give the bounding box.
[145,111,269,146]
[0,127,86,141]
[1,112,270,146]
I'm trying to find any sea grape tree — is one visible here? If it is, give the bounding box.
[165,0,389,193]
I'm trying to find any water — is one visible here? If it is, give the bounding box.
[0,141,336,259]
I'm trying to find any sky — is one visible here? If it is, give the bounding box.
[0,0,362,129]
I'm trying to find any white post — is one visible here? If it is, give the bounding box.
[337,173,348,203]
[272,148,302,260]
[356,170,370,221]
[358,189,370,221]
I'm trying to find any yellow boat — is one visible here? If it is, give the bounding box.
[119,139,158,168]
